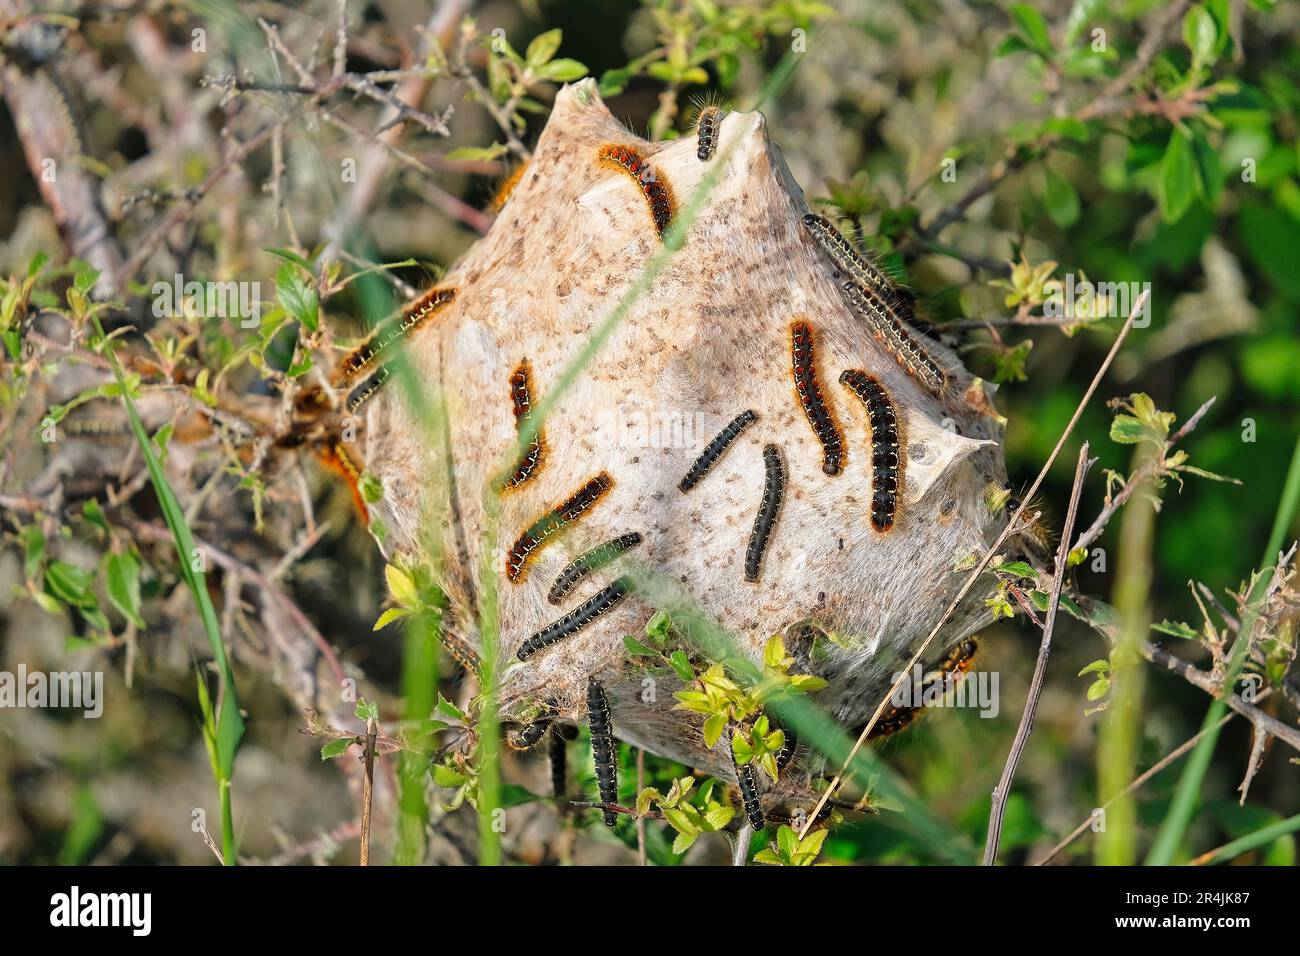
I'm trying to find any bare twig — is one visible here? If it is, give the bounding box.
[360,714,377,865]
[983,443,1091,865]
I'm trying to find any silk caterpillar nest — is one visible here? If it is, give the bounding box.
[353,79,1018,803]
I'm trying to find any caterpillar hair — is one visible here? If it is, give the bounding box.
[333,286,456,386]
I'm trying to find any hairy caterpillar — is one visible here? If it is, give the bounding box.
[839,370,903,532]
[491,161,529,211]
[866,637,979,740]
[791,320,844,476]
[345,363,392,414]
[732,729,766,830]
[678,410,757,492]
[695,105,723,161]
[549,727,570,805]
[775,723,797,773]
[334,286,456,385]
[506,717,551,751]
[441,630,483,679]
[315,440,368,522]
[506,472,614,582]
[840,281,949,399]
[587,678,619,826]
[802,213,897,294]
[597,143,675,236]
[547,532,643,605]
[517,577,631,661]
[503,359,545,490]
[745,445,785,583]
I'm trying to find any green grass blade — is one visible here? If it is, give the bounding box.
[1194,812,1300,866]
[95,317,244,863]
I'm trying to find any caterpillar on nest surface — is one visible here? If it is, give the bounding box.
[355,79,1014,801]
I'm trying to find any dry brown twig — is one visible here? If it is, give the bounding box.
[983,442,1092,865]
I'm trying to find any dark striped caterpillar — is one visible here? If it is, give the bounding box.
[345,362,391,414]
[334,286,456,385]
[775,723,797,773]
[840,281,949,399]
[790,320,844,476]
[587,678,619,827]
[679,410,756,492]
[732,728,765,830]
[547,532,642,605]
[597,143,675,236]
[506,717,551,751]
[517,577,631,660]
[549,727,570,806]
[506,472,614,582]
[802,213,897,294]
[866,638,979,740]
[840,370,903,532]
[695,105,723,161]
[744,445,785,583]
[502,359,545,490]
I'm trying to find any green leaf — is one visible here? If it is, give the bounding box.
[1190,131,1223,209]
[1086,677,1111,701]
[995,560,1037,579]
[263,247,314,272]
[623,635,658,657]
[445,144,510,163]
[45,561,94,605]
[321,738,353,760]
[1009,3,1053,58]
[1158,130,1197,223]
[703,712,728,748]
[105,551,145,628]
[275,262,319,332]
[669,650,695,682]
[1109,414,1148,444]
[373,606,411,631]
[538,59,588,82]
[1153,619,1199,640]
[1044,166,1080,227]
[1182,4,1218,70]
[355,698,379,721]
[525,29,562,68]
[385,563,419,608]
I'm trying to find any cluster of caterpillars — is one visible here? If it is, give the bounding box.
[467,122,964,832]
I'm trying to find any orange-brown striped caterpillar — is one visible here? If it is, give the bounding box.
[441,630,483,680]
[732,728,765,830]
[502,359,545,490]
[839,370,903,532]
[695,105,723,161]
[679,410,756,492]
[597,143,675,236]
[840,281,949,399]
[745,445,785,583]
[790,320,844,476]
[333,286,456,386]
[517,577,631,661]
[587,678,619,827]
[547,532,642,605]
[505,472,614,582]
